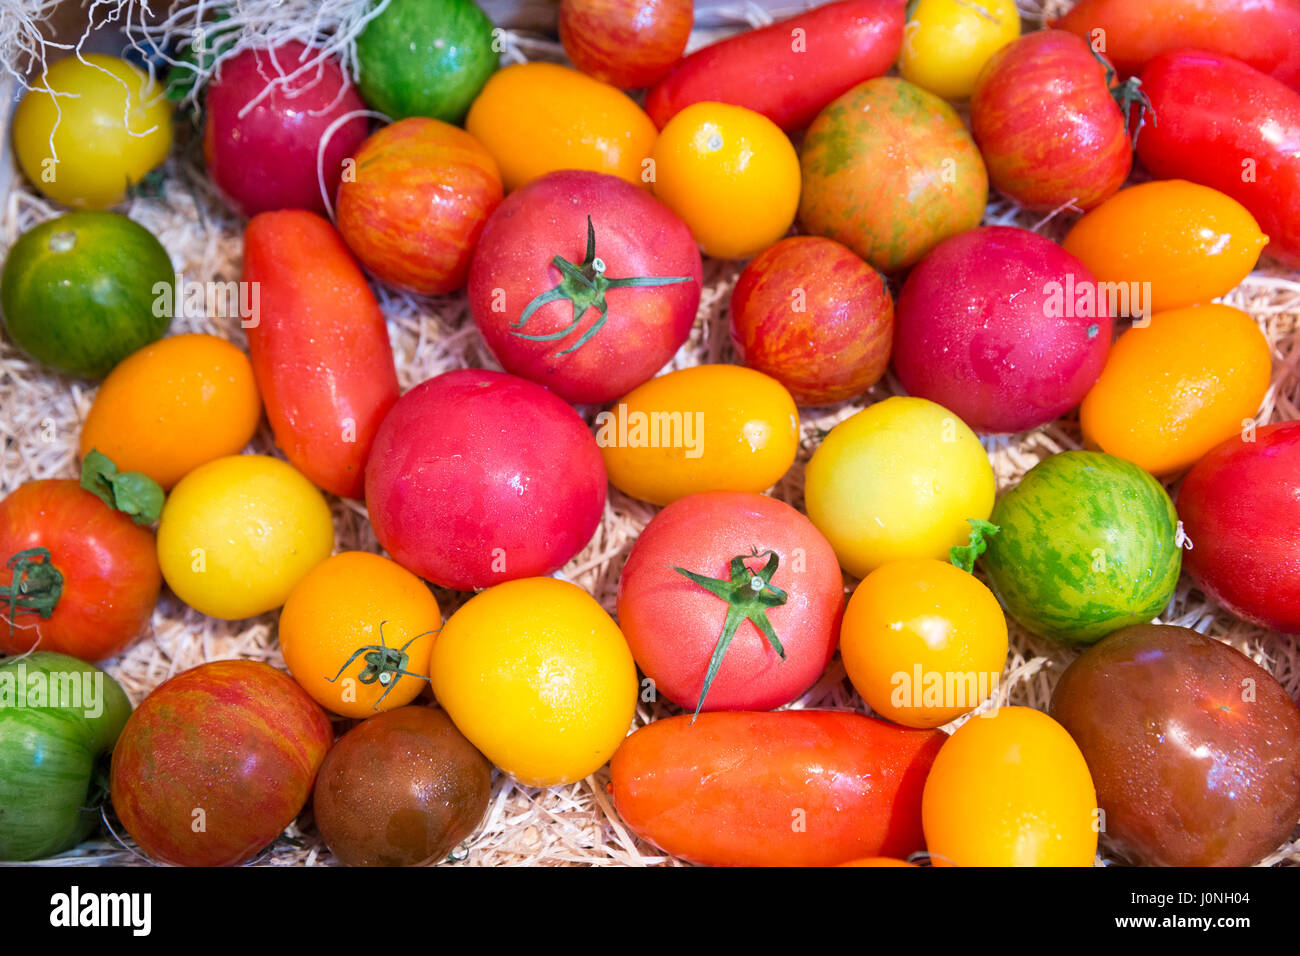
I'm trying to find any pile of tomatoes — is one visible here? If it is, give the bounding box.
[2,0,1300,869]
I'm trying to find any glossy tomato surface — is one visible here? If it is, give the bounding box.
[560,0,692,89]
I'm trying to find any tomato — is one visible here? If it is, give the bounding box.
[1,211,173,379]
[465,63,658,192]
[202,42,368,217]
[800,77,987,273]
[355,0,498,124]
[617,491,844,713]
[892,226,1111,435]
[1080,305,1272,477]
[110,660,333,867]
[12,54,171,209]
[840,559,1007,729]
[650,102,800,260]
[1062,181,1267,313]
[0,653,131,861]
[467,169,701,404]
[645,0,905,132]
[1177,421,1300,634]
[156,455,334,620]
[1136,49,1300,267]
[279,551,442,718]
[365,370,607,591]
[730,237,893,406]
[430,577,637,787]
[313,706,491,866]
[598,364,799,507]
[560,0,692,90]
[921,706,1098,867]
[79,334,262,490]
[838,857,916,867]
[242,210,400,499]
[609,711,946,866]
[970,31,1131,212]
[899,0,1020,100]
[1052,624,1300,867]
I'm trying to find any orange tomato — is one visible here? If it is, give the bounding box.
[838,857,917,867]
[465,62,657,192]
[1080,304,1272,477]
[79,334,261,489]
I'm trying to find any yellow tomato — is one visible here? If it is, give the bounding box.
[80,334,262,490]
[598,364,799,506]
[279,551,442,718]
[465,62,657,191]
[804,396,994,579]
[1080,304,1272,477]
[841,559,1008,729]
[429,577,638,787]
[156,455,334,620]
[650,102,800,259]
[922,706,1098,867]
[900,0,1021,101]
[13,54,172,209]
[1062,180,1267,313]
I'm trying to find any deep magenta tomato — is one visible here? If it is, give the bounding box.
[110,660,333,867]
[617,491,844,713]
[559,0,693,90]
[365,369,607,591]
[467,170,702,405]
[1177,421,1300,634]
[203,41,369,217]
[971,30,1131,211]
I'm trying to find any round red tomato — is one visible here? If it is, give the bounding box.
[365,369,607,591]
[467,170,702,405]
[617,491,844,713]
[559,0,693,90]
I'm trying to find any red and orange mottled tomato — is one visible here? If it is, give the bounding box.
[559,0,693,90]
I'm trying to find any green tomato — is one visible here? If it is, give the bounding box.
[0,653,132,861]
[899,0,1021,101]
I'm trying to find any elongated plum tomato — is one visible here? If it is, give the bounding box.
[560,0,693,90]
[899,0,1020,101]
[365,370,607,592]
[617,491,844,713]
[110,660,333,867]
[468,169,701,404]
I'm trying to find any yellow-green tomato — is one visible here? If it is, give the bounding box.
[598,364,800,506]
[156,455,334,620]
[804,396,994,578]
[899,0,1021,101]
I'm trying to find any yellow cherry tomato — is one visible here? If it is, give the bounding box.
[80,334,262,490]
[13,54,172,209]
[841,559,1008,729]
[598,364,799,506]
[1062,180,1267,314]
[922,706,1099,867]
[1080,304,1272,477]
[279,551,442,718]
[899,0,1021,101]
[465,62,657,192]
[650,102,800,259]
[804,396,994,579]
[429,577,638,787]
[156,455,334,620]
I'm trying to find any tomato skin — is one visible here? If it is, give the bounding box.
[645,0,905,132]
[560,0,693,90]
[617,492,844,713]
[899,0,1020,101]
[241,210,399,499]
[971,31,1131,211]
[1136,50,1300,267]
[609,710,946,867]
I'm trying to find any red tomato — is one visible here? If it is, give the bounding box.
[559,0,693,90]
[110,660,333,867]
[467,170,701,405]
[617,491,844,713]
[1136,50,1300,267]
[364,369,607,591]
[242,210,400,499]
[645,0,905,132]
[203,42,369,216]
[971,30,1131,211]
[0,480,160,661]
